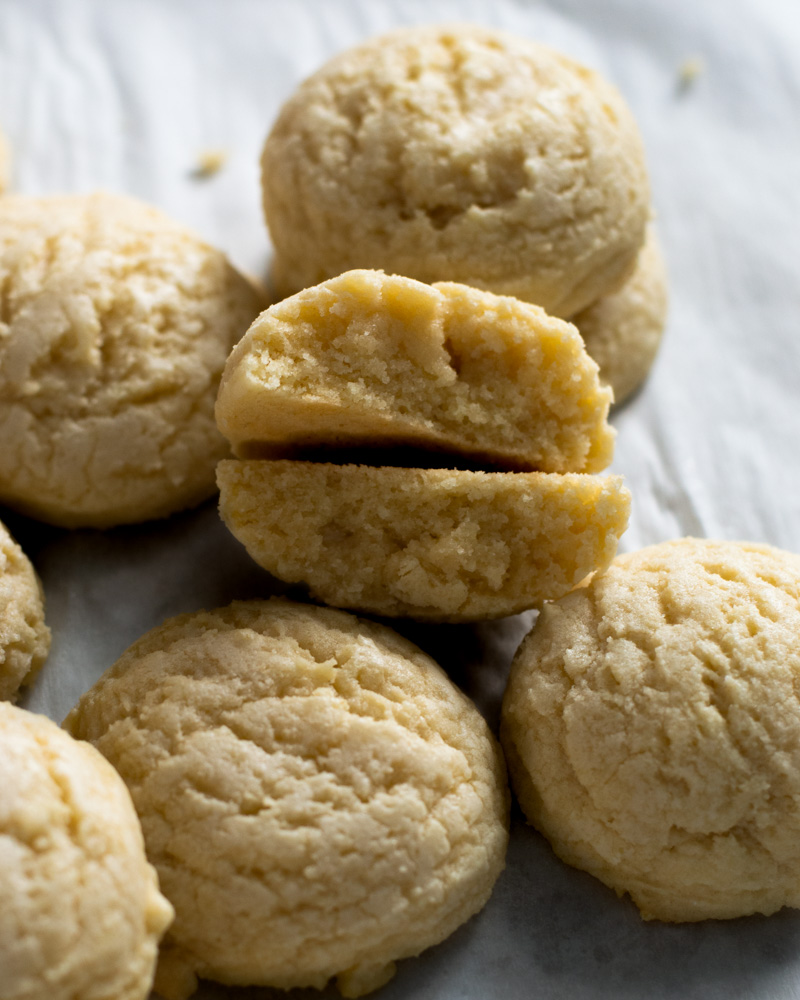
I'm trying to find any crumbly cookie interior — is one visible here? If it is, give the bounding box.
[217,461,630,621]
[217,270,614,474]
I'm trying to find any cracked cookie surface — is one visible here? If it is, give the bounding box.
[262,24,649,317]
[0,703,173,1000]
[0,192,264,527]
[64,599,509,997]
[216,269,614,474]
[501,538,800,921]
[0,519,50,701]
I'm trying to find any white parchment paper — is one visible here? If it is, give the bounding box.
[3,0,800,997]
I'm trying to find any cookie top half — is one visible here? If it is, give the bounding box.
[0,703,173,1000]
[0,192,265,527]
[502,538,800,922]
[216,269,614,474]
[64,599,508,998]
[262,24,649,316]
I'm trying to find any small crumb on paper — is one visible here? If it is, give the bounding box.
[677,56,704,91]
[190,149,228,179]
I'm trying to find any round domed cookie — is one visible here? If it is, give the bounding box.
[64,599,509,998]
[0,519,50,701]
[217,461,631,622]
[0,703,173,1000]
[572,225,668,405]
[501,538,800,922]
[0,192,266,527]
[262,24,650,317]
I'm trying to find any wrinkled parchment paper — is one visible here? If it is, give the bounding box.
[3,0,800,996]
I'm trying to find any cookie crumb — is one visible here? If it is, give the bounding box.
[677,56,704,91]
[191,148,228,179]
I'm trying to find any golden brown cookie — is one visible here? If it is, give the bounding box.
[64,599,509,998]
[217,461,630,621]
[0,192,265,527]
[0,519,50,701]
[572,225,668,405]
[262,25,650,316]
[0,703,173,1000]
[502,538,800,921]
[216,270,614,474]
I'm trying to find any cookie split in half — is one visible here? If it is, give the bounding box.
[215,269,627,621]
[501,538,800,922]
[64,599,509,998]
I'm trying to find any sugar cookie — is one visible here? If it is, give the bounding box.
[502,538,800,921]
[64,599,509,998]
[0,192,265,527]
[216,269,614,474]
[573,225,668,405]
[217,461,630,621]
[0,703,173,1000]
[0,520,50,701]
[262,25,649,316]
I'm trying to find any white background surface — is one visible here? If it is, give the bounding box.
[3,0,800,997]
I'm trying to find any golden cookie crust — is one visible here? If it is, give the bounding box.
[216,269,614,474]
[0,520,50,701]
[572,225,668,405]
[0,703,173,1000]
[501,538,800,921]
[262,24,650,317]
[217,461,630,622]
[64,599,509,998]
[0,192,265,527]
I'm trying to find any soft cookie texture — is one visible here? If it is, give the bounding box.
[572,225,668,405]
[0,520,50,701]
[217,461,631,621]
[64,599,509,998]
[0,703,173,1000]
[216,270,614,474]
[0,192,265,527]
[501,538,800,922]
[262,25,650,317]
